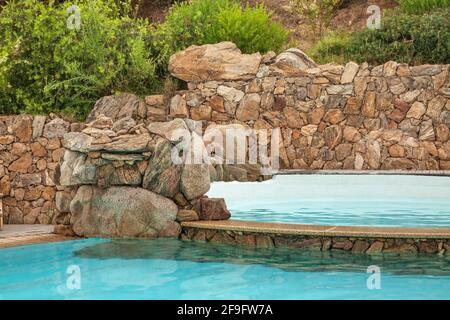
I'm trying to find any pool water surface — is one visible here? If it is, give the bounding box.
[0,238,449,300]
[207,174,450,228]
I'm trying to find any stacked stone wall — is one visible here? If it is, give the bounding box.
[0,115,74,225]
[1,42,449,226]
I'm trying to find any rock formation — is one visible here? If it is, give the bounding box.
[57,116,231,238]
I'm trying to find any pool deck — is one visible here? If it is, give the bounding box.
[0,225,76,248]
[181,220,450,239]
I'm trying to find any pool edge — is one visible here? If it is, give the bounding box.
[181,220,450,254]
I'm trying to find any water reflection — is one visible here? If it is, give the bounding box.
[74,238,450,276]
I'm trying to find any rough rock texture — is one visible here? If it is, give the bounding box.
[168,42,262,81]
[198,198,231,220]
[70,186,179,238]
[57,116,230,238]
[182,227,450,255]
[0,115,67,225]
[164,44,450,171]
[271,48,317,76]
[2,42,449,230]
[87,93,146,122]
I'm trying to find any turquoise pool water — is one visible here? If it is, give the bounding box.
[208,174,450,228]
[1,238,450,299]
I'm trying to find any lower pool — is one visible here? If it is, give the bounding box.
[0,238,449,299]
[207,174,450,228]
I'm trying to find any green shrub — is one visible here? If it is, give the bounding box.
[399,0,449,14]
[290,0,343,38]
[309,9,450,65]
[308,31,352,65]
[152,0,289,73]
[0,0,158,119]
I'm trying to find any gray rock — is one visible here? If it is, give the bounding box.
[13,173,42,188]
[70,186,178,238]
[100,153,144,162]
[89,134,152,153]
[81,127,116,138]
[272,48,317,76]
[148,119,190,143]
[0,121,7,135]
[180,164,210,200]
[32,116,46,140]
[217,85,245,103]
[326,84,354,95]
[410,65,442,76]
[87,93,145,122]
[109,166,143,186]
[58,150,97,186]
[169,94,189,118]
[55,191,72,213]
[85,114,114,129]
[143,137,182,198]
[112,116,136,133]
[43,118,70,139]
[63,132,93,152]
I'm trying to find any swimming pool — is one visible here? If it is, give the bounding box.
[207,174,450,228]
[0,238,449,300]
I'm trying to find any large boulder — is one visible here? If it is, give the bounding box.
[70,186,179,238]
[168,42,262,82]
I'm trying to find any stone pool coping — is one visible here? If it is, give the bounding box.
[0,225,77,248]
[181,220,450,239]
[181,220,450,254]
[0,234,77,249]
[276,169,450,177]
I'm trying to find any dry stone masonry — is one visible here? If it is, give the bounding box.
[0,115,70,225]
[165,42,450,171]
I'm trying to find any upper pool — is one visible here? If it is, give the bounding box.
[207,174,450,228]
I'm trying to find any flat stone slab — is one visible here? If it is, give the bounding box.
[181,220,450,239]
[0,224,55,238]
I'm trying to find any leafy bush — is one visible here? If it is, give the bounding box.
[308,31,352,65]
[309,9,450,65]
[152,0,289,72]
[0,0,158,119]
[290,0,343,38]
[398,0,449,14]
